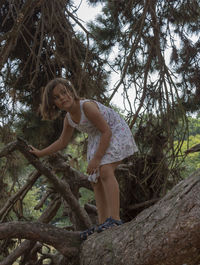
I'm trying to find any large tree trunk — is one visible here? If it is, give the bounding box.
[1,169,200,264]
[80,169,200,265]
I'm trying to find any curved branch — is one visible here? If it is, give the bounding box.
[0,138,92,229]
[0,221,81,257]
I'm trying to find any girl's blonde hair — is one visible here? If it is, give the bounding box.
[40,78,80,120]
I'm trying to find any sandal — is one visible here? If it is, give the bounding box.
[80,226,96,240]
[97,217,123,233]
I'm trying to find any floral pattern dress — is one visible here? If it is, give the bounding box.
[66,99,138,182]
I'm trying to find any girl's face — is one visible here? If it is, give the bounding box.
[52,84,74,111]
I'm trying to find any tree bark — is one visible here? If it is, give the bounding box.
[80,169,200,265]
[0,222,81,258]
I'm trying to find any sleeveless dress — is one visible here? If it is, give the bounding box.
[66,99,138,182]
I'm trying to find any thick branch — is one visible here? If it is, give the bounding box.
[81,169,200,265]
[185,143,200,154]
[47,153,91,191]
[0,222,81,257]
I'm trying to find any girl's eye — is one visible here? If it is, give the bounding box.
[61,90,67,95]
[53,89,68,100]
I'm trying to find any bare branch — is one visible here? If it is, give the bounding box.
[0,221,81,257]
[0,141,18,158]
[0,170,41,221]
[108,0,150,102]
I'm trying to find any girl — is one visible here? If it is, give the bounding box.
[30,78,138,240]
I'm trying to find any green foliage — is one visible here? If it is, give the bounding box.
[21,185,43,220]
[179,134,200,178]
[187,116,200,136]
[174,116,200,178]
[79,187,95,207]
[66,133,88,173]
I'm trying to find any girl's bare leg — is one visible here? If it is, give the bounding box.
[92,180,109,224]
[99,161,121,221]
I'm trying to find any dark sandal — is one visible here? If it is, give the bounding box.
[80,226,95,240]
[97,217,123,233]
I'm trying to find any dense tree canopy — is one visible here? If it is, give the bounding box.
[0,0,200,264]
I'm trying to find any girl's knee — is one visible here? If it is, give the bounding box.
[99,164,113,181]
[99,164,107,175]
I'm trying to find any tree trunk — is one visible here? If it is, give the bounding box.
[80,169,200,265]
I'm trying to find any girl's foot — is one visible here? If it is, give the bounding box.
[97,217,123,233]
[80,226,96,240]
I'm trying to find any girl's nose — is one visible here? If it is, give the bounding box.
[59,94,65,100]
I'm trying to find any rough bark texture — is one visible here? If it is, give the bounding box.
[80,169,200,265]
[0,222,81,257]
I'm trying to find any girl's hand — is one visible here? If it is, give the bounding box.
[87,157,101,175]
[29,145,43,158]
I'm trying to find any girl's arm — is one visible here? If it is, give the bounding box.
[30,116,74,157]
[83,101,112,174]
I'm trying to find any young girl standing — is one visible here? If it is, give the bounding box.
[30,78,138,240]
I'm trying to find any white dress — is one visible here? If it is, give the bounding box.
[66,99,138,182]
